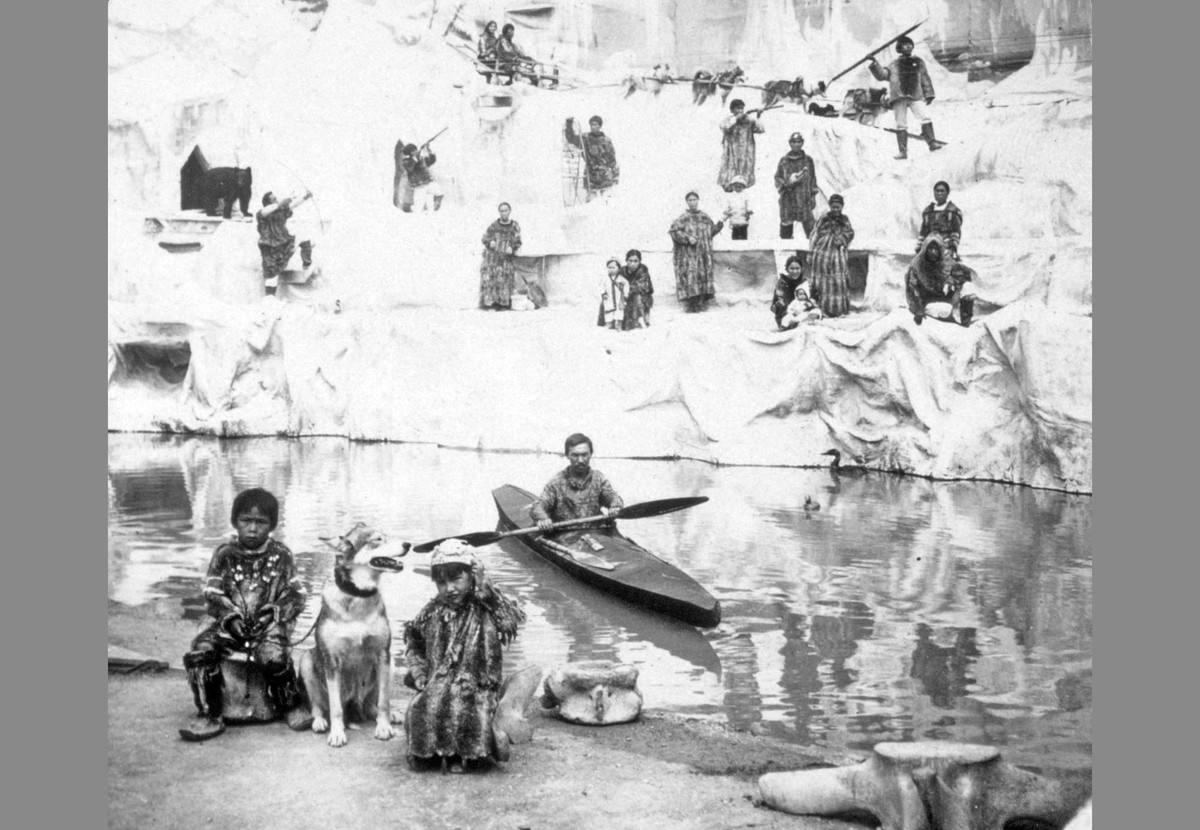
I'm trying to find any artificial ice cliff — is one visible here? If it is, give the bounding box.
[108,0,1093,493]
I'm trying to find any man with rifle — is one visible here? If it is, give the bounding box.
[718,98,775,190]
[867,35,940,160]
[398,128,447,212]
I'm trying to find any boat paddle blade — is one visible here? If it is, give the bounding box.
[617,496,709,520]
[410,530,504,554]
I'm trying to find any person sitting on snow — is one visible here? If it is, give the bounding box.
[906,233,977,327]
[771,255,823,330]
[495,23,534,84]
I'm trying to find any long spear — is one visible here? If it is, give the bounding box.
[824,19,927,87]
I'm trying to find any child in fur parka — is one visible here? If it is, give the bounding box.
[403,540,525,773]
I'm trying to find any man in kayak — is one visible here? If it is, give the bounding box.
[532,433,624,531]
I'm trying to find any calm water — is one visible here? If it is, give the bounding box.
[108,433,1092,773]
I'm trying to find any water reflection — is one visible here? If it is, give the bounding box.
[107,433,1092,773]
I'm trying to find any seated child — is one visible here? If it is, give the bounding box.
[771,255,823,330]
[180,487,307,741]
[621,248,654,329]
[404,540,526,773]
[722,176,753,240]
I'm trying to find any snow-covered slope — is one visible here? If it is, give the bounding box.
[107,0,1092,492]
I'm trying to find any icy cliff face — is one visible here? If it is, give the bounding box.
[107,0,1092,492]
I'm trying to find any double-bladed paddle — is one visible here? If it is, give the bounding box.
[368,496,708,567]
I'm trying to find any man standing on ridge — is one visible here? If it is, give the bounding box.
[868,35,940,160]
[532,433,624,532]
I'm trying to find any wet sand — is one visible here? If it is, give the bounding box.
[108,602,862,830]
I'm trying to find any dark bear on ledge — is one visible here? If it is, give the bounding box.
[201,166,253,219]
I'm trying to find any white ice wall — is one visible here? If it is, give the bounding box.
[107,0,1092,491]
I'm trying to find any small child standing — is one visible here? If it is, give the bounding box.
[404,540,526,773]
[597,257,628,329]
[180,487,307,741]
[722,176,753,240]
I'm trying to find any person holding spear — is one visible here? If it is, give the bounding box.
[867,34,940,159]
[818,21,943,159]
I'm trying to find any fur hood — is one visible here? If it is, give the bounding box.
[909,232,953,291]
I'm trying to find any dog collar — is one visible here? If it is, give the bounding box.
[334,566,379,598]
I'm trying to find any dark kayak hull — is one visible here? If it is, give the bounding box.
[492,484,721,628]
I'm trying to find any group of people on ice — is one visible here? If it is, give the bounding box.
[474,31,974,329]
[253,26,974,333]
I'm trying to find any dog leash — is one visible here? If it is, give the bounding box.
[288,617,320,648]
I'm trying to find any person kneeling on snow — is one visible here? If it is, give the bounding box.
[256,190,314,296]
[906,233,977,327]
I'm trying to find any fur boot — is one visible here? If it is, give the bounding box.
[959,297,975,327]
[181,651,226,741]
[921,122,942,151]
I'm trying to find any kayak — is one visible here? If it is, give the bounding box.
[491,484,721,628]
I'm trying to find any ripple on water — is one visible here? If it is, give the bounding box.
[107,434,1092,773]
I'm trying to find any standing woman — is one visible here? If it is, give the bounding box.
[807,194,855,318]
[668,191,725,313]
[480,202,522,310]
[477,20,499,80]
[621,249,653,329]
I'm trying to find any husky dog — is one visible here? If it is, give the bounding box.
[693,66,745,106]
[761,76,813,109]
[296,523,409,747]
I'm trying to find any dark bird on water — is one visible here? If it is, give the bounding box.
[821,449,867,475]
[803,495,820,512]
